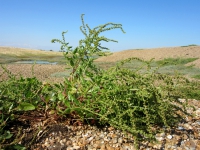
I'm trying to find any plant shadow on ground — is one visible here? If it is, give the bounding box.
[0,15,200,150]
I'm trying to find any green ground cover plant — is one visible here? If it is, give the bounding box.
[180,44,198,47]
[0,14,199,149]
[112,57,200,80]
[193,74,200,79]
[156,57,198,66]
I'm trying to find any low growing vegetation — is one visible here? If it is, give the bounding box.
[180,44,199,47]
[0,14,200,149]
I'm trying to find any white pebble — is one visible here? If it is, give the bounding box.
[87,136,94,141]
[167,135,173,139]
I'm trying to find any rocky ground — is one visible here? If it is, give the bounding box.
[9,99,200,150]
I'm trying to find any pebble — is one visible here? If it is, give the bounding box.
[167,134,173,139]
[30,99,200,150]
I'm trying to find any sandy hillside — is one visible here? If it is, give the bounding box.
[0,46,62,56]
[96,46,200,68]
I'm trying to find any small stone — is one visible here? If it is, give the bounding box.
[184,123,193,130]
[182,134,188,140]
[67,146,73,150]
[73,145,80,150]
[178,98,185,103]
[41,144,46,148]
[76,131,82,136]
[118,137,123,143]
[66,140,72,145]
[156,136,164,141]
[167,135,173,139]
[195,109,200,115]
[106,144,115,150]
[87,136,94,142]
[153,144,162,149]
[160,132,165,137]
[99,133,104,139]
[174,135,181,141]
[104,137,110,142]
[93,142,103,149]
[177,126,184,130]
[44,142,50,147]
[108,127,114,131]
[171,145,178,149]
[194,130,199,139]
[196,140,200,149]
[100,144,106,150]
[184,140,196,150]
[122,143,135,150]
[165,143,172,149]
[112,137,118,144]
[87,145,93,150]
[195,121,200,125]
[112,143,120,148]
[111,133,118,138]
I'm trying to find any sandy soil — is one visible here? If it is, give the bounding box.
[96,46,200,68]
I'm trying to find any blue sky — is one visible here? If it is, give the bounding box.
[0,0,200,52]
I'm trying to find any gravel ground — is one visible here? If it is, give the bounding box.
[0,64,66,83]
[20,99,200,150]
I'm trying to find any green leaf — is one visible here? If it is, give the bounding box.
[64,99,71,108]
[58,93,65,101]
[68,93,75,101]
[18,102,35,111]
[64,108,72,114]
[0,130,13,140]
[70,59,74,66]
[13,144,26,150]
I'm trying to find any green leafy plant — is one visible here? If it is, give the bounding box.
[0,65,57,148]
[51,14,193,148]
[156,57,198,66]
[180,44,198,47]
[193,74,200,79]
